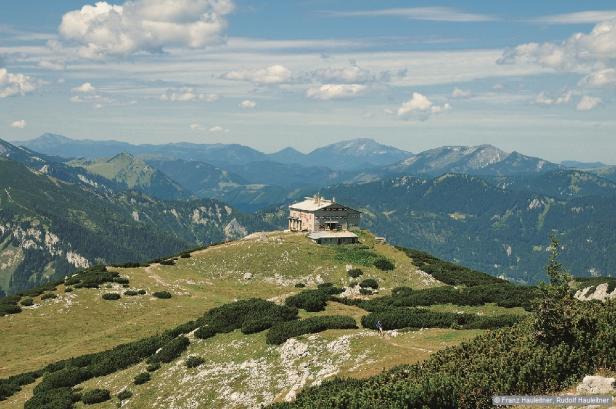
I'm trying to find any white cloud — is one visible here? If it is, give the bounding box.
[528,10,616,24]
[10,119,27,129]
[160,88,218,102]
[305,84,367,100]
[579,68,616,87]
[72,82,96,93]
[59,0,234,58]
[451,87,472,98]
[239,99,256,109]
[397,92,451,119]
[310,65,373,83]
[208,125,229,133]
[38,59,65,71]
[535,90,572,105]
[325,7,495,22]
[190,123,201,130]
[223,64,291,85]
[499,18,616,71]
[0,68,38,98]
[576,95,602,111]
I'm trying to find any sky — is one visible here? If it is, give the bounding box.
[1,0,615,163]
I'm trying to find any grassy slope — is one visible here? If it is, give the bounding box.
[0,231,524,408]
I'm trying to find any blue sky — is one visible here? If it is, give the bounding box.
[1,0,615,162]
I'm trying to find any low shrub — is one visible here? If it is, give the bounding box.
[398,247,507,287]
[0,299,21,316]
[374,258,395,271]
[361,308,521,331]
[41,293,58,300]
[102,293,121,301]
[201,298,298,334]
[153,291,172,299]
[81,388,111,404]
[24,387,73,409]
[267,316,357,345]
[20,297,34,306]
[148,336,190,364]
[124,290,139,296]
[159,259,175,266]
[133,372,151,385]
[64,287,73,293]
[138,289,147,295]
[285,286,343,312]
[294,283,305,288]
[348,268,363,278]
[180,252,191,258]
[359,279,379,289]
[113,277,130,285]
[117,390,132,401]
[241,318,275,335]
[194,326,217,339]
[185,356,205,368]
[0,371,40,401]
[146,362,161,372]
[359,288,372,295]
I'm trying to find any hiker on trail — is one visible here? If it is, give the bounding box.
[376,320,384,335]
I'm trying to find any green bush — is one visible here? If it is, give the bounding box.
[359,288,372,295]
[159,259,175,266]
[102,293,121,301]
[374,258,395,271]
[180,252,191,258]
[354,283,540,312]
[398,247,506,287]
[359,279,379,289]
[0,371,40,401]
[81,388,111,404]
[148,336,190,364]
[113,277,130,285]
[133,372,151,385]
[194,326,217,339]
[124,290,139,296]
[348,268,363,278]
[199,298,298,336]
[153,291,172,299]
[24,387,74,409]
[267,316,357,345]
[241,318,275,334]
[20,297,34,306]
[285,286,343,312]
[41,293,58,300]
[361,308,521,331]
[64,287,73,293]
[185,356,205,368]
[294,283,305,288]
[117,389,132,401]
[146,362,161,372]
[138,289,147,295]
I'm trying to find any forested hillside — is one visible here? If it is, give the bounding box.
[0,157,272,294]
[312,174,616,283]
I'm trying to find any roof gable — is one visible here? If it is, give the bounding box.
[289,197,360,213]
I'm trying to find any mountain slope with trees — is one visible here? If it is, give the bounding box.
[0,157,272,295]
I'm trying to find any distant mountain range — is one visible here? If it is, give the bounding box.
[18,133,412,171]
[3,133,616,291]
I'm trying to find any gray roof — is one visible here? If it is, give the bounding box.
[289,197,360,213]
